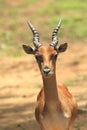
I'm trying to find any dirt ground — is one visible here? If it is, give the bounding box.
[0,42,87,130]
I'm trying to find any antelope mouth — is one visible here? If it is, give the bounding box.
[42,73,54,79]
[42,69,54,77]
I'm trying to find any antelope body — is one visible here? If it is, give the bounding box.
[23,19,78,130]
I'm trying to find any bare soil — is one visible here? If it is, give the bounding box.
[0,42,87,130]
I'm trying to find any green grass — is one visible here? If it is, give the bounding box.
[46,16,87,39]
[39,0,87,15]
[0,0,38,15]
[39,0,87,39]
[0,0,87,56]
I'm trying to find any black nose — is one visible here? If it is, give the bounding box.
[43,66,51,74]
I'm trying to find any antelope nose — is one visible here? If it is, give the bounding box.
[43,66,51,74]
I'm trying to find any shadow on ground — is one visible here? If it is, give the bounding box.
[0,99,87,130]
[0,101,40,130]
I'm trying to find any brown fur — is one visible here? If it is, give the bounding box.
[35,84,78,130]
[23,44,78,130]
[35,46,78,130]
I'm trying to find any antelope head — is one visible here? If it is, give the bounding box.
[23,19,68,77]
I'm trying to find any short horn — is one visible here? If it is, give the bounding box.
[27,21,42,48]
[50,19,62,47]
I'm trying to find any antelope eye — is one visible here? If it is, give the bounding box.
[35,55,43,62]
[51,54,57,60]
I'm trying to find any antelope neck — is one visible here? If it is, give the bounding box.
[42,74,59,107]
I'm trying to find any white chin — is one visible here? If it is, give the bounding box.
[42,72,54,77]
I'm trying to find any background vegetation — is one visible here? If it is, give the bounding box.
[0,0,87,56]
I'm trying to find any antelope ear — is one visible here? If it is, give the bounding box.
[22,44,35,54]
[57,43,68,53]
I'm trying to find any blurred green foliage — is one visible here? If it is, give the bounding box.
[0,0,87,56]
[39,0,87,39]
